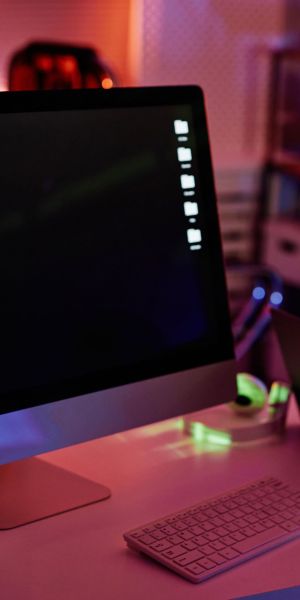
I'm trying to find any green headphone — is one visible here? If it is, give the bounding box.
[185,373,291,445]
[230,373,290,416]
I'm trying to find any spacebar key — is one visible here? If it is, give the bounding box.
[233,526,286,553]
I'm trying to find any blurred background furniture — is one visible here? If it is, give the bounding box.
[8,41,116,91]
[257,43,300,319]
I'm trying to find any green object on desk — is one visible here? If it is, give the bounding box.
[268,382,290,405]
[234,372,267,413]
[189,421,232,446]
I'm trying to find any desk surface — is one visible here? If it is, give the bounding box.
[1,400,300,600]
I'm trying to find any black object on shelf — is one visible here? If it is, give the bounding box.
[8,41,116,91]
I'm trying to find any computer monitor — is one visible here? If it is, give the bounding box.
[0,85,236,528]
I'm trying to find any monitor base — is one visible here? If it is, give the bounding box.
[0,456,111,529]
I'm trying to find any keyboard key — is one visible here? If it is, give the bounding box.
[254,490,265,499]
[143,526,156,534]
[174,550,204,566]
[174,521,187,531]
[150,540,172,552]
[244,493,256,502]
[155,520,168,528]
[233,518,248,529]
[268,493,282,503]
[251,522,265,533]
[214,504,227,514]
[201,544,215,556]
[139,535,156,545]
[201,521,215,531]
[163,545,187,559]
[281,521,299,532]
[231,531,246,542]
[182,517,198,527]
[233,526,286,553]
[186,563,206,576]
[160,526,177,536]
[271,514,286,525]
[131,529,146,538]
[244,514,258,525]
[222,513,235,523]
[203,531,218,542]
[234,496,247,506]
[209,552,227,565]
[281,490,294,499]
[190,525,205,536]
[182,540,198,551]
[177,511,191,519]
[166,516,177,523]
[219,548,240,560]
[167,534,183,545]
[261,497,272,506]
[224,500,238,510]
[204,508,218,518]
[241,505,254,515]
[189,508,201,516]
[252,502,264,510]
[261,519,275,529]
[284,499,296,508]
[211,516,225,527]
[210,540,226,551]
[282,510,295,520]
[214,527,229,537]
[224,522,239,533]
[178,530,194,541]
[240,527,256,537]
[231,509,245,518]
[195,513,207,523]
[193,535,208,546]
[151,530,166,540]
[222,535,236,546]
[197,557,216,570]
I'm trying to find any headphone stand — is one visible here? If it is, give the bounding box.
[184,398,291,445]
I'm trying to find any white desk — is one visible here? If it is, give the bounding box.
[1,400,300,600]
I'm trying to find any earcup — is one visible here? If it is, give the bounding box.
[229,372,268,415]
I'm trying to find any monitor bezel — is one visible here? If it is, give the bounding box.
[0,85,234,415]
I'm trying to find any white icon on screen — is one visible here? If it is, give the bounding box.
[177,147,192,162]
[174,120,189,135]
[181,174,195,189]
[187,228,202,244]
[184,201,198,217]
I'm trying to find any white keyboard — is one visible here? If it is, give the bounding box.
[124,476,300,583]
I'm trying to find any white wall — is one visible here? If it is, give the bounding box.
[138,0,286,170]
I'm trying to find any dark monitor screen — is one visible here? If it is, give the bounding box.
[0,86,234,418]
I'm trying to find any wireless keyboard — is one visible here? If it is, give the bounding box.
[124,476,300,583]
